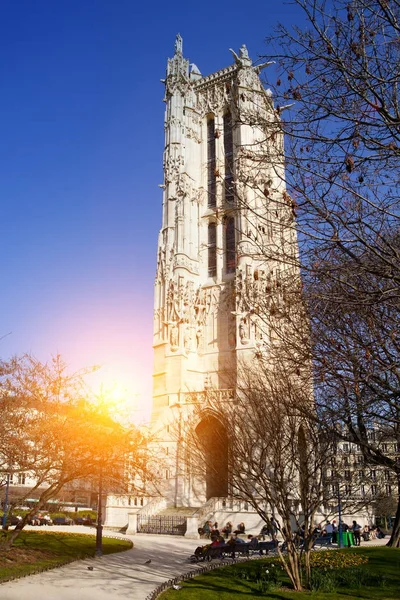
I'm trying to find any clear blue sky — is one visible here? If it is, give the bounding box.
[0,0,305,418]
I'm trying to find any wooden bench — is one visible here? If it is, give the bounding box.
[312,535,332,549]
[258,540,279,555]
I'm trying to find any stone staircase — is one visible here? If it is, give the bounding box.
[158,506,201,517]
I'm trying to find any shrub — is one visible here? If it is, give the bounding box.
[310,569,337,592]
[310,563,386,592]
[232,561,283,592]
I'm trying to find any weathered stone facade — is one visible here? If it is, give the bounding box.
[151,36,299,508]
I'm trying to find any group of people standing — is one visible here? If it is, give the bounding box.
[320,520,385,545]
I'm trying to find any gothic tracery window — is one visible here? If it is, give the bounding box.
[207,115,216,208]
[225,216,235,274]
[223,111,234,204]
[208,222,217,277]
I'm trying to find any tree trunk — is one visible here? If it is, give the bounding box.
[0,482,65,551]
[387,490,400,548]
[277,539,303,591]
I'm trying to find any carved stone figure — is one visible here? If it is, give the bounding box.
[229,44,252,68]
[175,33,183,54]
[170,324,179,351]
[239,317,250,345]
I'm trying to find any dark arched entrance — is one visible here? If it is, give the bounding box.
[195,415,228,499]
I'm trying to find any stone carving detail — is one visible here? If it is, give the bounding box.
[239,317,250,345]
[185,125,201,143]
[197,83,230,116]
[158,269,238,352]
[164,154,184,183]
[176,172,195,198]
[174,254,199,275]
[237,66,260,90]
[229,44,253,68]
[170,324,179,352]
[175,33,183,54]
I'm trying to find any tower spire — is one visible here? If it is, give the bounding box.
[174,33,183,55]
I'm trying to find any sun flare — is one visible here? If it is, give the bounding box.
[85,366,152,425]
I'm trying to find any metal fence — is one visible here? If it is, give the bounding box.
[137,514,187,536]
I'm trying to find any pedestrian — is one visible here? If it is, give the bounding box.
[352,520,362,546]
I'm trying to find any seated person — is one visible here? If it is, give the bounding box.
[260,523,270,540]
[211,522,220,537]
[234,522,246,535]
[201,520,212,538]
[210,535,224,547]
[222,521,232,538]
[194,543,211,557]
[247,535,259,550]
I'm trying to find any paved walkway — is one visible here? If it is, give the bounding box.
[1,527,201,600]
[0,526,389,600]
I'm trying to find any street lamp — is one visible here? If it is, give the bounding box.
[95,467,103,557]
[337,485,343,548]
[2,474,10,529]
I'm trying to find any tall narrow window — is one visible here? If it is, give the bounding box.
[208,222,217,277]
[225,217,235,274]
[207,116,216,208]
[224,111,234,204]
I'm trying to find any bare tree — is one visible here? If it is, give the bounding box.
[0,355,154,550]
[228,0,400,547]
[179,356,342,591]
[262,0,400,295]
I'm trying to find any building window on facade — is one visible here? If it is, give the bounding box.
[386,484,392,496]
[208,222,217,277]
[225,216,236,273]
[358,470,364,479]
[384,470,390,480]
[342,443,349,452]
[344,470,351,480]
[371,484,377,496]
[165,470,169,480]
[370,469,376,480]
[207,115,216,208]
[361,484,365,496]
[18,473,26,485]
[344,485,352,496]
[223,111,234,204]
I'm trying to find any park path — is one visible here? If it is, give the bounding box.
[1,526,201,600]
[0,526,389,600]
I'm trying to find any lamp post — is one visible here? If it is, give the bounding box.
[95,467,103,557]
[2,474,10,529]
[337,485,343,548]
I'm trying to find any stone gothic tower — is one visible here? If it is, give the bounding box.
[152,36,297,506]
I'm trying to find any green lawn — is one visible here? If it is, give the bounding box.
[0,531,132,583]
[159,547,400,600]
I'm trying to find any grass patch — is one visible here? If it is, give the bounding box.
[0,531,132,583]
[159,547,400,599]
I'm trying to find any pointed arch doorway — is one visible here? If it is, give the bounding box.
[195,414,229,500]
